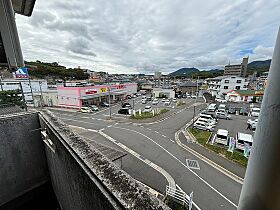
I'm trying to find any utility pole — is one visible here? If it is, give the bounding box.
[28,77,35,107]
[195,76,199,103]
[238,28,280,210]
[19,82,27,111]
[0,71,3,91]
[192,106,195,127]
[107,72,111,120]
[39,81,43,108]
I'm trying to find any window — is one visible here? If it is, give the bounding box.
[223,86,228,89]
[235,86,241,90]
[237,80,242,83]
[224,80,229,83]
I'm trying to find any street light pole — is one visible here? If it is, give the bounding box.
[192,105,196,128]
[107,72,111,120]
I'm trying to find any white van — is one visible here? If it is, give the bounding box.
[214,129,229,145]
[236,132,253,151]
[199,113,217,123]
[218,104,227,112]
[208,103,217,112]
[197,117,216,126]
[193,121,214,131]
[251,108,261,117]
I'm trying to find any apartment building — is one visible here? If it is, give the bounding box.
[224,57,249,77]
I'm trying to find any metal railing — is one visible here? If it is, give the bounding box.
[166,185,194,209]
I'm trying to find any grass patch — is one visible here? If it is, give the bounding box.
[188,128,248,167]
[130,108,169,119]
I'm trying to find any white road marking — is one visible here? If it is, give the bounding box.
[155,131,159,134]
[98,130,176,189]
[162,135,167,138]
[147,128,152,131]
[170,139,175,143]
[112,126,237,208]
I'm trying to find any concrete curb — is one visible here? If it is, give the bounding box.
[175,119,244,185]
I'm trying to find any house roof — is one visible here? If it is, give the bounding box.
[227,90,264,96]
[178,81,197,87]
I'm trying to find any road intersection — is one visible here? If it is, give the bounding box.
[48,98,243,210]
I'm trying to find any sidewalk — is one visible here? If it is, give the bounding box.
[179,131,246,179]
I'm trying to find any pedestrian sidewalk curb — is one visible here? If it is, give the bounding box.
[175,119,244,185]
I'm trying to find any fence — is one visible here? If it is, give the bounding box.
[166,185,192,209]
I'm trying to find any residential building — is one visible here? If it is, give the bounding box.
[177,81,198,95]
[207,76,248,97]
[152,88,175,98]
[57,83,137,109]
[226,90,264,103]
[224,57,249,77]
[154,71,162,79]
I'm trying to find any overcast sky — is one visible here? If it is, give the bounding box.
[16,0,280,74]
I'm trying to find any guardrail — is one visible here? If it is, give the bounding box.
[166,185,194,209]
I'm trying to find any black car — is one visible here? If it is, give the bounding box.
[118,108,130,115]
[122,102,131,108]
[228,107,236,114]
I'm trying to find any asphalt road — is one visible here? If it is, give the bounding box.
[48,98,242,210]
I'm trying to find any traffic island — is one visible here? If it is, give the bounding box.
[130,108,169,120]
[188,128,248,167]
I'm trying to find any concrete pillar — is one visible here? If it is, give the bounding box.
[238,28,280,210]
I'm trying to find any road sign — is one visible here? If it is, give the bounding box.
[189,191,193,210]
[227,137,236,153]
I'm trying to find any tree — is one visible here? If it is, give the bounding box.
[0,90,25,108]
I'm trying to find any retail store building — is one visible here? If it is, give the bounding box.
[57,83,137,109]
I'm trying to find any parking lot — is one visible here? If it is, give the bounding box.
[204,101,261,138]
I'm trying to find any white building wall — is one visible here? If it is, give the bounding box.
[1,79,48,102]
[219,76,248,95]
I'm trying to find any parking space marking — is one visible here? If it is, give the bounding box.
[155,131,159,134]
[170,139,175,143]
[162,134,167,138]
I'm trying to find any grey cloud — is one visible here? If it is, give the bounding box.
[67,38,97,57]
[16,0,280,74]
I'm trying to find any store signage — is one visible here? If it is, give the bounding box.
[14,67,28,78]
[100,87,107,93]
[85,89,97,94]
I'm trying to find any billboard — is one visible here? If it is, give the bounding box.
[14,67,28,78]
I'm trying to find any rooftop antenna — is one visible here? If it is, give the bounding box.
[228,60,230,65]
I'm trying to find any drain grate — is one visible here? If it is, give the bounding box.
[186,159,200,170]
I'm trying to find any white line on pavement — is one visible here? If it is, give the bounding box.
[162,135,167,138]
[98,130,176,189]
[170,139,175,143]
[112,125,237,208]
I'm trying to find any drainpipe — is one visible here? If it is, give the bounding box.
[237,28,280,210]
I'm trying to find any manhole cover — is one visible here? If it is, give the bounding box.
[186,159,200,170]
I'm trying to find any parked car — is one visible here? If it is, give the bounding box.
[147,96,152,101]
[132,94,137,98]
[152,99,159,105]
[218,104,227,112]
[251,108,261,117]
[207,103,217,112]
[186,94,191,98]
[197,117,216,127]
[164,99,171,106]
[236,132,253,151]
[142,99,147,104]
[143,106,152,112]
[215,111,231,120]
[172,98,177,103]
[100,102,110,107]
[80,107,92,113]
[126,95,132,99]
[161,98,166,103]
[239,107,249,115]
[215,97,227,103]
[199,113,218,123]
[247,119,258,130]
[191,95,197,99]
[228,107,236,114]
[214,129,229,146]
[142,95,147,99]
[89,105,99,111]
[136,93,142,96]
[122,103,131,108]
[118,108,131,115]
[193,121,214,131]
